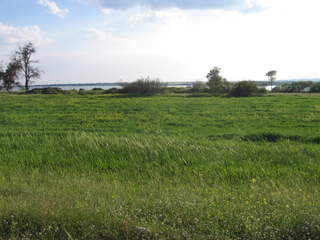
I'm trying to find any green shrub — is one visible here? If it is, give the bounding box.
[231,80,259,97]
[278,81,314,93]
[272,86,281,92]
[25,87,63,94]
[119,77,167,94]
[191,80,206,92]
[78,89,104,95]
[259,85,268,94]
[164,87,187,93]
[103,88,119,94]
[187,87,200,93]
[311,82,320,93]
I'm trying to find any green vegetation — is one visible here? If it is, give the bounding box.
[0,42,43,91]
[206,67,231,94]
[231,80,260,97]
[273,81,320,93]
[119,77,167,94]
[266,70,277,90]
[0,61,21,91]
[1,92,320,239]
[25,87,63,94]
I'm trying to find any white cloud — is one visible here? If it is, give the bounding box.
[119,3,320,81]
[0,22,52,44]
[38,0,69,18]
[128,10,187,27]
[86,27,112,41]
[102,8,112,14]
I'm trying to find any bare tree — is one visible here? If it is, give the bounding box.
[11,42,44,90]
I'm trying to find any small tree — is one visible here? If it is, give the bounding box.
[2,61,21,91]
[266,70,277,91]
[11,42,43,90]
[0,62,4,90]
[206,67,231,93]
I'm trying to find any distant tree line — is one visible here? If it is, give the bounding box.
[273,81,320,93]
[194,67,320,95]
[184,67,268,97]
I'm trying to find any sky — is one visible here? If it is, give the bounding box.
[0,0,320,84]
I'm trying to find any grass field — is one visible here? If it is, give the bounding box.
[1,92,320,239]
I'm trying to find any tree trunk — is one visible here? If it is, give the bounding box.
[25,76,29,91]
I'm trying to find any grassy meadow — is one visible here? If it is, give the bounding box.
[1,92,320,239]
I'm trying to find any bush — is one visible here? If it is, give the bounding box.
[25,87,63,94]
[192,80,205,92]
[311,82,320,93]
[164,87,188,93]
[272,86,281,93]
[258,83,268,94]
[103,88,119,94]
[230,80,259,97]
[259,86,268,94]
[61,89,78,95]
[289,81,313,93]
[278,81,314,93]
[119,77,167,94]
[187,87,201,93]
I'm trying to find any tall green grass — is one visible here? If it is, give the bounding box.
[1,93,320,239]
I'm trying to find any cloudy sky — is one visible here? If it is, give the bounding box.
[0,0,319,84]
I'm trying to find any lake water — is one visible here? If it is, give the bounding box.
[10,83,189,91]
[11,84,121,91]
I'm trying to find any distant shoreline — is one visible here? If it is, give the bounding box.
[7,78,320,91]
[10,82,193,91]
[28,78,320,87]
[28,82,194,87]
